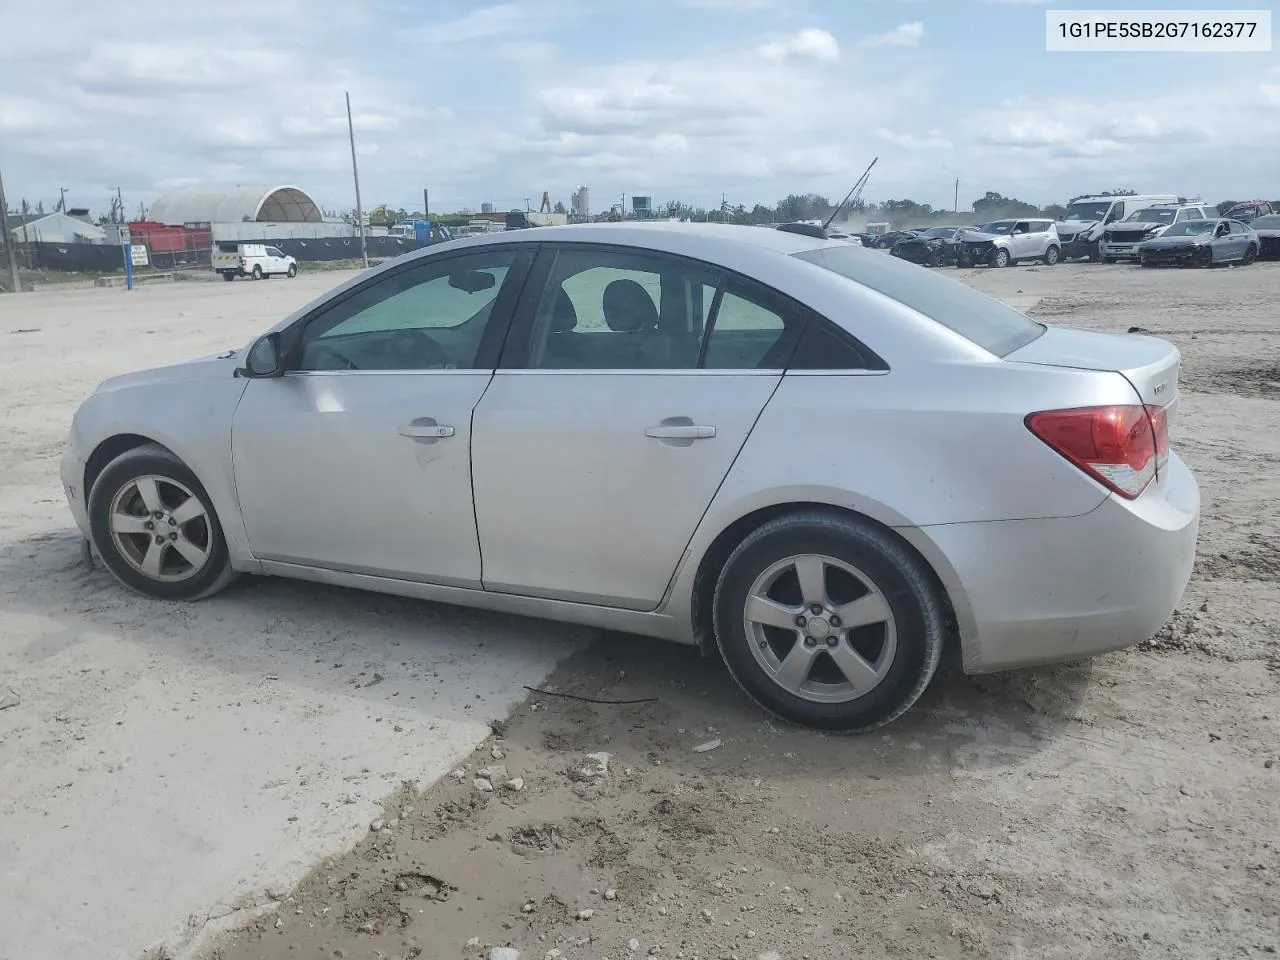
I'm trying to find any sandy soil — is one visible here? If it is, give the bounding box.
[205,261,1277,960]
[1,260,1277,960]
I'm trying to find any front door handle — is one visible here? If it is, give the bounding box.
[645,417,716,447]
[399,418,455,440]
[645,424,715,440]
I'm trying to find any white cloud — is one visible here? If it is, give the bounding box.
[860,21,925,47]
[758,28,840,63]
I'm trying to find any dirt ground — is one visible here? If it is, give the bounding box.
[1,259,1276,960]
[184,260,1280,960]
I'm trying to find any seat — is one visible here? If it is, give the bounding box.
[601,279,671,367]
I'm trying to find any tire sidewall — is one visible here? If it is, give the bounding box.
[713,520,940,731]
[1044,245,1059,265]
[88,449,231,601]
[252,265,262,279]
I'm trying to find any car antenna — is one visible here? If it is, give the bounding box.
[822,157,878,231]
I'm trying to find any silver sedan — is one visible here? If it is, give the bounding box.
[61,223,1199,731]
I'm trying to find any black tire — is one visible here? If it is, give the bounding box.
[1141,257,1156,268]
[1242,245,1257,265]
[287,263,297,278]
[1087,240,1102,262]
[88,444,236,601]
[991,247,1011,268]
[712,511,946,733]
[1043,245,1060,266]
[221,272,235,282]
[251,264,263,280]
[1196,247,1213,268]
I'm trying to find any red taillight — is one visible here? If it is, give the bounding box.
[1026,404,1169,500]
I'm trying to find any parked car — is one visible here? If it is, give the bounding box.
[1056,194,1179,261]
[826,231,864,247]
[1223,200,1275,224]
[1099,203,1217,262]
[1249,213,1280,259]
[959,218,1061,267]
[889,225,971,266]
[61,223,1198,732]
[213,242,297,281]
[1137,218,1259,267]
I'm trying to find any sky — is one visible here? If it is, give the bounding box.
[0,0,1277,218]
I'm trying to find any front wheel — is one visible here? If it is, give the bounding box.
[88,444,236,601]
[713,512,945,732]
[1242,245,1257,265]
[991,248,1011,268]
[1196,247,1213,268]
[1141,256,1156,268]
[1087,240,1102,262]
[1043,245,1060,266]
[287,263,297,277]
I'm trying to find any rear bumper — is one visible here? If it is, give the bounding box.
[915,453,1199,674]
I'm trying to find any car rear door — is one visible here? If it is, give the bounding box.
[231,246,530,585]
[469,243,801,610]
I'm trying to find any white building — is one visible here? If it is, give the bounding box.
[8,212,106,244]
[571,185,590,220]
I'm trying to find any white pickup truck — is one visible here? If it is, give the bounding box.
[213,242,297,281]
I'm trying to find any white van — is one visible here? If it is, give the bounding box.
[213,242,297,281]
[1056,194,1179,261]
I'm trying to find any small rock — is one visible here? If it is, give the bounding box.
[369,819,384,832]
[1266,759,1274,769]
[648,947,660,956]
[357,920,376,933]
[505,777,525,792]
[692,739,722,753]
[478,765,509,781]
[492,745,506,760]
[388,818,399,829]
[465,939,480,949]
[448,768,467,782]
[604,888,617,901]
[577,908,595,920]
[395,879,408,892]
[768,827,779,834]
[701,908,713,921]
[658,906,667,915]
[746,929,756,938]
[629,939,641,952]
[545,951,562,960]
[488,949,520,960]
[475,778,494,793]
[522,901,536,914]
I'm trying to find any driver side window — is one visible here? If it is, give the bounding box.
[293,250,518,372]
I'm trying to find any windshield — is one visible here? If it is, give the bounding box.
[978,221,1015,234]
[1062,201,1111,221]
[1125,207,1177,225]
[1161,221,1216,237]
[1252,215,1280,229]
[793,245,1044,357]
[920,226,958,239]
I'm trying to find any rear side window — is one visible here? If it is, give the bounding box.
[700,278,802,370]
[793,245,1045,358]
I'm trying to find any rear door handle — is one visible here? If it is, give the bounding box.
[645,417,716,443]
[399,419,455,440]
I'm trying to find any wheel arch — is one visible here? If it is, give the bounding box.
[686,501,967,662]
[84,433,172,502]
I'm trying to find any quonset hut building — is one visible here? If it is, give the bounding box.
[145,184,352,241]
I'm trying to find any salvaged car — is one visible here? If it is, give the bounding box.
[1056,194,1178,261]
[1138,218,1259,267]
[1099,203,1216,262]
[1224,200,1275,224]
[1250,213,1280,260]
[958,219,1061,267]
[61,222,1198,733]
[890,226,971,266]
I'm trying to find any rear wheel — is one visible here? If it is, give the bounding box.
[221,272,235,282]
[713,512,945,732]
[251,264,263,280]
[1043,245,1060,266]
[88,444,236,601]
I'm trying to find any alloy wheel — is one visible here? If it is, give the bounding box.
[107,475,213,582]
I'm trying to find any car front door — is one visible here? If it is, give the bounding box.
[1008,221,1036,260]
[469,244,801,610]
[265,246,286,274]
[231,246,530,585]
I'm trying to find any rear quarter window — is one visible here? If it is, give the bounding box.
[793,245,1045,358]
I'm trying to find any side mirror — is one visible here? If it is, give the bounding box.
[236,333,285,379]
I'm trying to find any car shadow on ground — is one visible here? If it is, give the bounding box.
[0,528,1095,781]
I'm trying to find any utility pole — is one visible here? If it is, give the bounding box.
[57,186,67,214]
[0,167,21,293]
[345,91,369,269]
[954,178,960,215]
[423,188,429,219]
[116,186,125,224]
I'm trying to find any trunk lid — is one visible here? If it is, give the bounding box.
[1005,325,1181,409]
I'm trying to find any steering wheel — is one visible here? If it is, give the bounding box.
[311,342,358,370]
[381,328,453,369]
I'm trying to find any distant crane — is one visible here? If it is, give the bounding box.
[539,191,552,214]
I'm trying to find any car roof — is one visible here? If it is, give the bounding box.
[439,221,836,257]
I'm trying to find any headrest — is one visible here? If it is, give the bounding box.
[550,288,577,333]
[602,279,658,333]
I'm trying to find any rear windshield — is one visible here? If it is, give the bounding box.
[792,245,1045,357]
